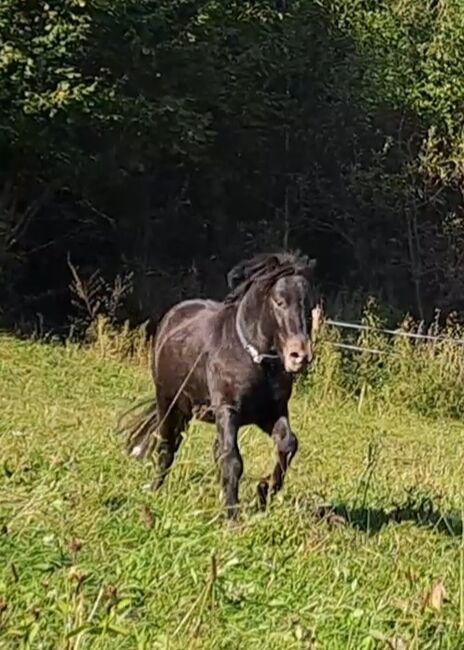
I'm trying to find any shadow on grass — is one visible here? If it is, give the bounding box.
[315,498,463,537]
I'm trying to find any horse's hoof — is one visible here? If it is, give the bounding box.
[225,504,240,524]
[143,477,163,492]
[257,480,269,510]
[227,517,241,530]
[226,512,242,531]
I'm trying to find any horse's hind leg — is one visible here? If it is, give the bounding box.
[257,416,298,508]
[151,406,188,491]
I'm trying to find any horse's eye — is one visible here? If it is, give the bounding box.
[275,298,285,308]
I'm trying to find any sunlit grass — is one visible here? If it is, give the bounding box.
[1,333,464,649]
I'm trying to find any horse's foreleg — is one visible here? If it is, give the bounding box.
[212,437,222,482]
[215,406,242,520]
[257,416,298,509]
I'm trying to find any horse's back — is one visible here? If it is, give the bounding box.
[153,299,223,395]
[155,299,221,350]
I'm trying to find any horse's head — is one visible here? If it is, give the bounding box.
[227,252,318,374]
[268,263,316,373]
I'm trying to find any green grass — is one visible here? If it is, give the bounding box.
[1,334,464,649]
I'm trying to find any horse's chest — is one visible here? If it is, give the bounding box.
[265,374,289,402]
[241,372,291,418]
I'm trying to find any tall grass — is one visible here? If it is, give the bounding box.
[306,302,464,419]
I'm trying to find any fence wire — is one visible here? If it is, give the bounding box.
[320,317,464,356]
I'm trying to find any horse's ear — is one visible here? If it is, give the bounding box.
[227,265,245,289]
[268,254,281,270]
[306,258,317,274]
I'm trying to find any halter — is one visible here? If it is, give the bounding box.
[235,295,280,364]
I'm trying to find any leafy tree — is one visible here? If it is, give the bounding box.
[1,0,464,329]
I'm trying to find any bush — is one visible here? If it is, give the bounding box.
[305,301,464,419]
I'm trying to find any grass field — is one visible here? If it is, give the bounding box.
[1,333,464,649]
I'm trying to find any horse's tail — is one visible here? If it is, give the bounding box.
[116,397,159,461]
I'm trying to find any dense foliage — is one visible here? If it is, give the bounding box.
[1,0,464,329]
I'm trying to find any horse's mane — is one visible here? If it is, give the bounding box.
[224,251,316,304]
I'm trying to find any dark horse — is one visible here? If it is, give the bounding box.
[121,252,317,519]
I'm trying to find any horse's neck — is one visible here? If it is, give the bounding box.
[240,287,274,352]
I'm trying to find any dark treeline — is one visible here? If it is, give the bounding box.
[1,0,464,332]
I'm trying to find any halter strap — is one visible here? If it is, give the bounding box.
[235,296,279,364]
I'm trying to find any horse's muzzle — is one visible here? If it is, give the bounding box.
[283,336,313,374]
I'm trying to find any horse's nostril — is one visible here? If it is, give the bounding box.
[290,351,303,360]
